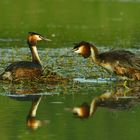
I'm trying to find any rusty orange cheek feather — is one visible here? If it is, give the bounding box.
[28,35,41,43]
[75,45,90,57]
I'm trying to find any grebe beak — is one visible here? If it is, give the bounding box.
[73,47,79,52]
[73,48,77,51]
[73,47,81,54]
[40,36,52,42]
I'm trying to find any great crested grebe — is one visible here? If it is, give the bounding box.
[27,96,48,130]
[0,32,51,81]
[74,41,140,80]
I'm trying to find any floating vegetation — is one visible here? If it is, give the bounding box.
[0,47,139,97]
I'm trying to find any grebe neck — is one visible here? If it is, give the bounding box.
[30,45,42,65]
[29,97,42,117]
[90,46,99,62]
[89,97,97,116]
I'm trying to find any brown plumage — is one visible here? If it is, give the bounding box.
[74,41,140,80]
[72,103,90,118]
[0,32,51,81]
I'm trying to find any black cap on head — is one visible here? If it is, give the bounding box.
[28,32,41,36]
[74,41,92,50]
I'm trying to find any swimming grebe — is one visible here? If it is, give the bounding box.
[74,41,140,80]
[0,32,51,81]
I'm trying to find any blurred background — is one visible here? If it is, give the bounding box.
[0,0,140,48]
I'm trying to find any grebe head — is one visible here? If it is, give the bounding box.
[27,32,51,46]
[72,102,90,118]
[73,41,93,58]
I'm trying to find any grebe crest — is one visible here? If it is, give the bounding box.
[28,32,51,46]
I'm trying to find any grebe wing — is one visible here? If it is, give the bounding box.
[99,50,140,70]
[99,50,135,62]
[5,61,42,72]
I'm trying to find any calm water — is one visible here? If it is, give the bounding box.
[0,0,140,140]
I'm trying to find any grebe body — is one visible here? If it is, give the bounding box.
[74,41,140,80]
[2,61,42,80]
[0,32,51,81]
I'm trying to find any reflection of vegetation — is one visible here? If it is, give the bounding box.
[73,81,140,119]
[0,77,70,96]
